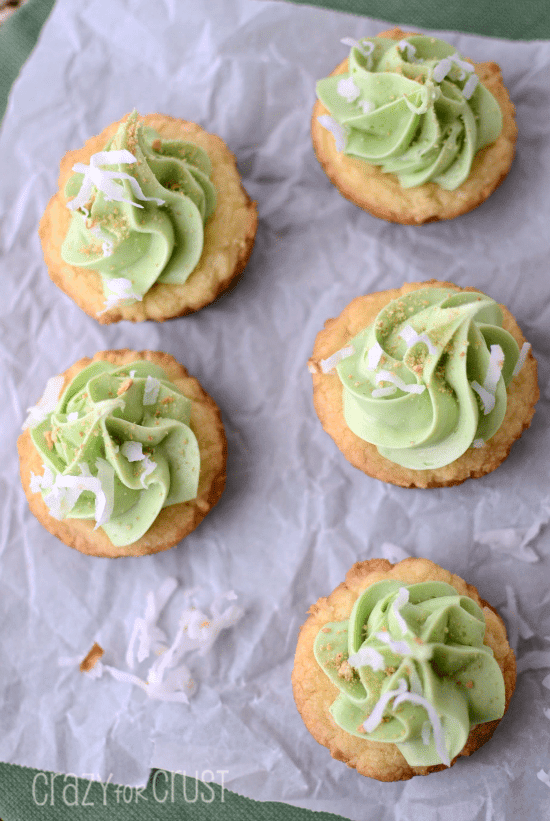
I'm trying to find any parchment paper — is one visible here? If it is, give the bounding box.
[1,1,549,818]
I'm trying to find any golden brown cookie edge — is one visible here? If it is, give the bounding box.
[311,29,517,224]
[309,280,538,488]
[17,349,227,558]
[291,557,516,781]
[39,113,258,323]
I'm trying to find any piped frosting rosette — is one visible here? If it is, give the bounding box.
[335,287,521,470]
[28,360,200,547]
[316,35,502,189]
[314,580,505,767]
[61,111,216,309]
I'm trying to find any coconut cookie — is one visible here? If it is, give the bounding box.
[292,557,516,781]
[18,350,226,557]
[309,281,538,488]
[312,29,517,224]
[39,111,258,322]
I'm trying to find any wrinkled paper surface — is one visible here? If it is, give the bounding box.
[1,0,550,818]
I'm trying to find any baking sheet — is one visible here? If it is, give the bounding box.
[1,0,550,817]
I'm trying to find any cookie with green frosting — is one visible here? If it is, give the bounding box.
[312,29,517,223]
[309,280,538,487]
[39,112,257,323]
[18,350,226,557]
[292,557,516,780]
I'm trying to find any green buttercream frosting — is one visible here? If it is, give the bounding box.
[314,580,505,767]
[337,287,519,470]
[316,35,502,189]
[61,111,216,304]
[30,360,200,547]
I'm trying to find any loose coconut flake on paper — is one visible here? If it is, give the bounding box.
[474,505,550,563]
[60,578,244,705]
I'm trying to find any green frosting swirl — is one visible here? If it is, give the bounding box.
[316,35,502,189]
[30,360,200,547]
[314,580,505,767]
[61,111,216,304]
[337,287,520,470]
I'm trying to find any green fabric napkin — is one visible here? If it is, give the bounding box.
[288,0,547,40]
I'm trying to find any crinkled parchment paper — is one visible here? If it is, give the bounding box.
[1,0,550,818]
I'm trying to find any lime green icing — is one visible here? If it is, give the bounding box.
[316,35,502,189]
[336,287,519,470]
[30,360,200,547]
[314,580,505,767]
[61,111,216,305]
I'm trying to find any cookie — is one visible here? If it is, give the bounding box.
[309,280,538,488]
[39,112,258,322]
[312,29,517,224]
[18,350,226,557]
[292,557,516,781]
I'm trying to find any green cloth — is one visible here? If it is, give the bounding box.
[288,0,547,40]
[0,0,55,122]
[0,0,544,819]
[0,763,342,820]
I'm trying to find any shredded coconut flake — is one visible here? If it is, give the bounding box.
[139,454,157,488]
[462,73,479,99]
[470,380,495,414]
[433,57,453,83]
[66,581,244,705]
[348,646,385,672]
[22,374,64,430]
[120,440,156,488]
[143,375,161,405]
[367,341,384,369]
[394,689,450,766]
[320,344,354,373]
[400,325,438,356]
[317,115,346,152]
[121,441,145,462]
[340,37,374,58]
[391,587,409,635]
[126,577,178,669]
[472,438,485,448]
[337,76,361,102]
[484,344,504,395]
[376,370,426,395]
[371,386,397,398]
[375,630,433,662]
[397,39,416,61]
[452,55,475,79]
[363,678,408,733]
[30,465,54,494]
[33,459,115,526]
[97,277,143,316]
[359,99,375,114]
[67,149,165,212]
[512,342,531,377]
